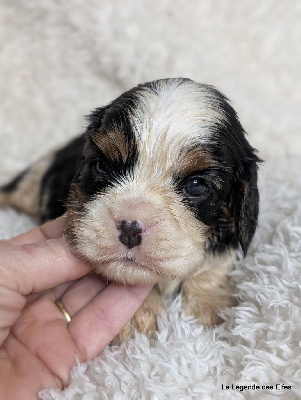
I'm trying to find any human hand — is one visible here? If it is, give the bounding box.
[0,216,153,399]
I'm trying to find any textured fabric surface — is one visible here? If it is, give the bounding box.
[0,1,300,399]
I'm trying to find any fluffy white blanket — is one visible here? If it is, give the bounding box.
[1,1,300,399]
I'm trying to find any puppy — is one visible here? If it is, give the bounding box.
[0,78,260,341]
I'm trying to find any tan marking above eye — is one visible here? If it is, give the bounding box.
[90,128,132,163]
[175,147,216,178]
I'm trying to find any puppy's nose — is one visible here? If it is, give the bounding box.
[117,220,143,249]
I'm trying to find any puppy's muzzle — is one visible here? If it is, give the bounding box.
[117,220,144,249]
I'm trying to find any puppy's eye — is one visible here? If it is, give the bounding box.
[91,160,106,177]
[95,161,103,174]
[183,177,208,197]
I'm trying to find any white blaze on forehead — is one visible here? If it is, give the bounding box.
[124,80,225,184]
[129,80,226,161]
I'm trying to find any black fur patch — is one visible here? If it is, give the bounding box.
[39,135,85,221]
[173,83,261,256]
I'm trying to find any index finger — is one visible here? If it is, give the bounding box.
[0,238,92,295]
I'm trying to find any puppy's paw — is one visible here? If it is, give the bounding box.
[111,286,165,345]
[182,287,237,326]
[181,266,237,326]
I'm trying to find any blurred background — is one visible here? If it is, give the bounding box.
[0,0,300,181]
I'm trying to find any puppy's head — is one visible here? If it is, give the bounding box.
[66,78,260,284]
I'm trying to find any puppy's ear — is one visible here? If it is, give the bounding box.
[234,157,260,256]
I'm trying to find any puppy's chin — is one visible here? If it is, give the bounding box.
[79,246,207,285]
[95,259,167,285]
